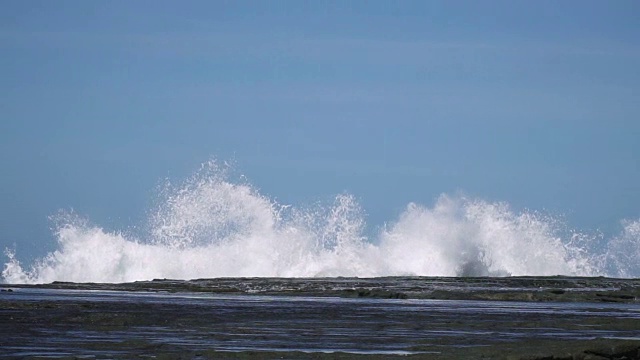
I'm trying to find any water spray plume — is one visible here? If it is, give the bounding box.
[3,160,638,284]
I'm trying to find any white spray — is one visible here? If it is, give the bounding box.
[2,160,637,283]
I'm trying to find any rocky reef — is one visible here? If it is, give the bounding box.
[1,276,639,359]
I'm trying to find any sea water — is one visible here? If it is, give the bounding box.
[1,286,639,357]
[3,160,639,284]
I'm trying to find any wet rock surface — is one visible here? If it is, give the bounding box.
[8,276,639,303]
[1,276,639,359]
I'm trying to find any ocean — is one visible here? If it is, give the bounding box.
[1,161,639,358]
[1,277,640,358]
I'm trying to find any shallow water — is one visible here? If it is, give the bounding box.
[1,281,640,358]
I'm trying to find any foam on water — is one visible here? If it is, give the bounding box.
[3,160,638,284]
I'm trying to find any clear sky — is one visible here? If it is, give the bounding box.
[1,0,639,261]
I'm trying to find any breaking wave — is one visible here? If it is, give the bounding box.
[3,160,638,283]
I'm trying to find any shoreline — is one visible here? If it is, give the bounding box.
[2,276,639,359]
[3,275,639,303]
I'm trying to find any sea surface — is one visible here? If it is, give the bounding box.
[1,277,639,359]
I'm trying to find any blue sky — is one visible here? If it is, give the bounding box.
[1,1,639,261]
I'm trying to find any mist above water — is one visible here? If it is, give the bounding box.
[3,160,638,284]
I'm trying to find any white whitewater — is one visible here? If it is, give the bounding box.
[3,161,639,283]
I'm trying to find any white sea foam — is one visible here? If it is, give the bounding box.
[2,160,638,284]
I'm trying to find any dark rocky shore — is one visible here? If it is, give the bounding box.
[6,276,640,302]
[1,276,639,359]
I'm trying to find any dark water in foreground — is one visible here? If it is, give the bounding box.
[1,277,640,359]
